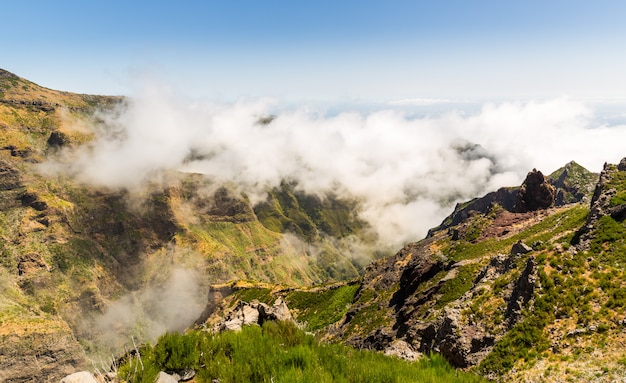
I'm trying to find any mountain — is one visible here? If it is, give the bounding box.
[194,158,626,382]
[3,69,626,383]
[0,69,377,382]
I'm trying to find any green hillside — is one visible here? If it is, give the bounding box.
[0,69,376,381]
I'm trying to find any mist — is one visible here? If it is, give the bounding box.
[49,83,626,248]
[84,268,205,355]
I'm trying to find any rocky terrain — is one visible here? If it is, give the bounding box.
[196,158,626,382]
[2,69,626,382]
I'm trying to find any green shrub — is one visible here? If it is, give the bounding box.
[119,321,486,383]
[153,331,200,370]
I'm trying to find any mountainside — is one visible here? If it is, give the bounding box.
[0,70,376,382]
[196,159,626,383]
[3,69,626,383]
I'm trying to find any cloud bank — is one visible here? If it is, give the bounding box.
[52,84,626,248]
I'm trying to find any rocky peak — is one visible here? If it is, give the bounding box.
[429,162,597,236]
[548,160,599,206]
[514,169,556,213]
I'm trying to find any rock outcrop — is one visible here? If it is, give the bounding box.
[549,161,598,206]
[429,162,598,237]
[515,169,556,212]
[0,321,88,383]
[510,240,533,255]
[577,157,626,249]
[332,218,543,369]
[213,298,294,332]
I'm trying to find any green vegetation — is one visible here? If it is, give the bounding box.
[232,287,275,305]
[435,264,481,309]
[285,283,360,331]
[254,181,365,242]
[118,321,486,383]
[479,200,624,376]
[442,204,588,262]
[608,169,626,207]
[589,215,626,263]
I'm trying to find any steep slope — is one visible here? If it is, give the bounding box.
[316,159,625,382]
[206,159,626,382]
[0,70,373,381]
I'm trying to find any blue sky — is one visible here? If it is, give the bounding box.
[4,1,626,101]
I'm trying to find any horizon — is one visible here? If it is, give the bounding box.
[3,1,626,103]
[3,1,626,245]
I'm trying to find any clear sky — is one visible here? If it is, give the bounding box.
[3,1,626,102]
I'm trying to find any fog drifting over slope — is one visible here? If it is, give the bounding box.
[57,82,626,248]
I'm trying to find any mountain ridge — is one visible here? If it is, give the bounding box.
[195,158,626,382]
[0,69,377,382]
[2,69,626,382]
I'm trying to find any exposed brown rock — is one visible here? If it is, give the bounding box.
[0,322,88,383]
[17,252,49,276]
[515,169,556,212]
[0,160,21,191]
[47,131,70,148]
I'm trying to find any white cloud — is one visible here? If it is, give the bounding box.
[47,85,626,249]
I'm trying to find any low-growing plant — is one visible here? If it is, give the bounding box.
[285,283,360,331]
[118,321,486,383]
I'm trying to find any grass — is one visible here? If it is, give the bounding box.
[607,167,626,207]
[253,182,365,243]
[232,287,275,305]
[442,204,588,262]
[285,283,360,331]
[434,264,481,309]
[118,321,487,383]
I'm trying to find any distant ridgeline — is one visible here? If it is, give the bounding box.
[428,160,598,235]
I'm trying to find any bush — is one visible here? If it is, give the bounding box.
[119,321,486,383]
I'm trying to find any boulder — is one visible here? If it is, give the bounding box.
[384,340,421,361]
[618,157,626,171]
[215,298,294,332]
[60,371,98,383]
[510,240,532,255]
[18,252,49,275]
[155,371,178,383]
[47,131,70,148]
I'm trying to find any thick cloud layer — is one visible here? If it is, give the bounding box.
[53,84,626,248]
